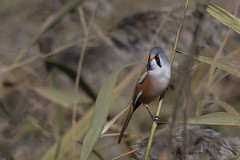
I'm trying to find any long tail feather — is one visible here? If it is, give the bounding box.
[118,106,134,144]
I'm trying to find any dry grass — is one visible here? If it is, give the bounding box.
[0,0,240,160]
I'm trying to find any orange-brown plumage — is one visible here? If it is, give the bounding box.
[118,47,171,144]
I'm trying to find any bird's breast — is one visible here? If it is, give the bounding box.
[140,66,170,104]
[149,66,171,91]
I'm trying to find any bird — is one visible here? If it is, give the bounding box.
[118,47,171,144]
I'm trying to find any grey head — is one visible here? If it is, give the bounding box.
[147,47,169,70]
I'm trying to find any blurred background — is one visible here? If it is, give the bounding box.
[0,0,240,159]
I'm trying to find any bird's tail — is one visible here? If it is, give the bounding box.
[118,106,134,144]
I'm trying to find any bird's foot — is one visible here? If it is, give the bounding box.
[151,116,160,123]
[144,104,161,124]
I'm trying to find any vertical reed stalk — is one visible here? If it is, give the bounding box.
[144,0,190,159]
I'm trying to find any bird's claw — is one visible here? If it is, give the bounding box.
[152,116,160,123]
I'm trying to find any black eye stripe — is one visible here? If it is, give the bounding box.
[155,56,162,68]
[147,54,161,70]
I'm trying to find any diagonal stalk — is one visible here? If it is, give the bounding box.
[144,0,190,159]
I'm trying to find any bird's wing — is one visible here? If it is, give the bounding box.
[118,67,148,143]
[133,90,142,107]
[132,67,148,107]
[137,68,148,84]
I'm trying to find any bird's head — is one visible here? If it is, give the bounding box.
[147,47,169,70]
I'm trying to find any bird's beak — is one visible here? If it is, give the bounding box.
[150,56,155,60]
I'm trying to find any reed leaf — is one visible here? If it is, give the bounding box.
[186,112,240,126]
[206,2,240,34]
[176,50,240,78]
[40,108,93,160]
[38,64,132,160]
[33,87,91,108]
[79,64,131,160]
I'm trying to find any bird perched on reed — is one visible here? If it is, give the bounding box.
[118,47,171,143]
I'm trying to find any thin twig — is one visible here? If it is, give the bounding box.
[143,0,178,60]
[72,0,99,159]
[0,34,102,75]
[101,106,130,135]
[170,0,189,65]
[196,0,240,116]
[207,30,231,88]
[146,0,178,50]
[144,100,163,160]
[111,148,141,160]
[207,0,240,88]
[96,126,176,152]
[195,30,231,116]
[0,48,27,88]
